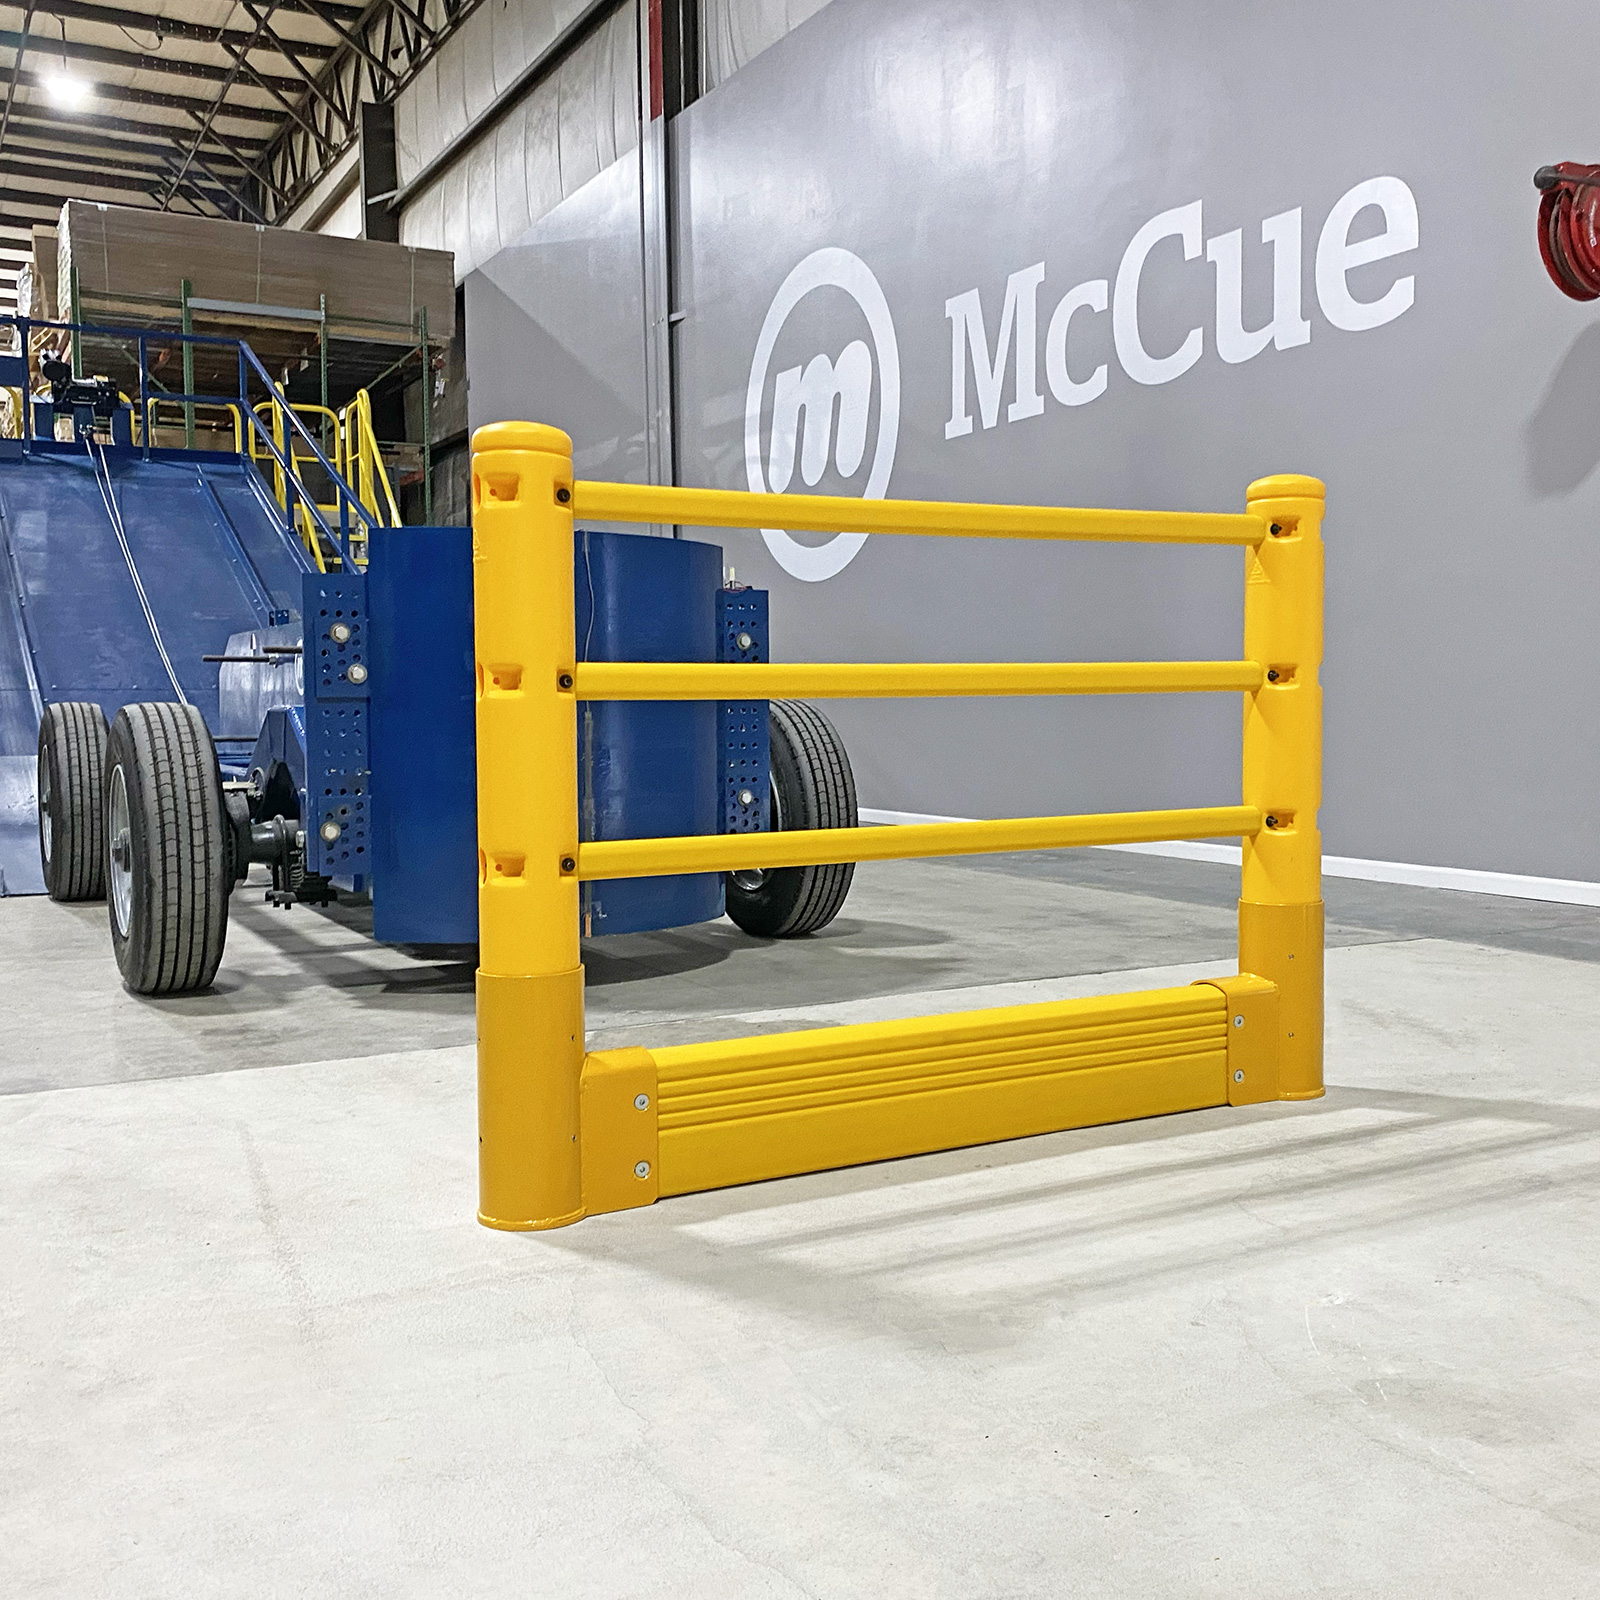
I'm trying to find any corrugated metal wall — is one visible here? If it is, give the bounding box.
[396,2,639,280]
[700,0,833,89]
[392,0,835,279]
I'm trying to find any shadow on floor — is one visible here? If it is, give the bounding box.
[536,1082,1600,1355]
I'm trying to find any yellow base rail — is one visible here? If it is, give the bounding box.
[574,975,1280,1216]
[471,421,1325,1231]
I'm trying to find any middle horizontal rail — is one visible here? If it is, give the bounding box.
[573,660,1264,700]
[572,805,1262,881]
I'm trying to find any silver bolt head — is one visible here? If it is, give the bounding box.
[1233,1069,1245,1083]
[633,1093,650,1111]
[1232,1015,1244,1028]
[329,622,352,643]
[345,661,368,684]
[319,820,341,843]
[634,1160,651,1179]
[738,788,755,806]
[736,631,753,650]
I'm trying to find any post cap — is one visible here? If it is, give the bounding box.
[1247,474,1325,503]
[471,420,572,457]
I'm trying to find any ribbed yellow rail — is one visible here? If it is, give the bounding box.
[644,986,1232,1195]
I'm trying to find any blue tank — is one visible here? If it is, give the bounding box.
[575,528,724,937]
[367,525,737,944]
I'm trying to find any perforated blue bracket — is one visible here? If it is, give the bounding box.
[717,587,770,834]
[302,572,370,890]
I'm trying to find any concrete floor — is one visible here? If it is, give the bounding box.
[3,853,1599,1596]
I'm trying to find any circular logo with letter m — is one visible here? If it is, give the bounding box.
[744,248,900,582]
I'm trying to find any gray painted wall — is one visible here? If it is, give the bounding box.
[467,154,649,488]
[470,0,1600,881]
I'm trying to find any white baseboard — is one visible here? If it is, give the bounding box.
[855,808,1600,908]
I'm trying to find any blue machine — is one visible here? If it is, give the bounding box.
[5,312,854,994]
[362,523,770,945]
[0,441,307,894]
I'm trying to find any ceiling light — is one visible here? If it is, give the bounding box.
[43,71,91,111]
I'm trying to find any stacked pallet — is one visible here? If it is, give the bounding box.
[14,227,58,320]
[55,202,455,344]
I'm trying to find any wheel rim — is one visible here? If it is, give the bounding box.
[37,751,51,864]
[108,763,133,936]
[731,778,784,893]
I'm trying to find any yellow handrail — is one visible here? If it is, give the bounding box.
[240,387,400,571]
[248,398,327,571]
[146,396,242,453]
[471,419,1326,1233]
[340,388,402,530]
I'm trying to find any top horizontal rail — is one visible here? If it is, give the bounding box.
[573,481,1266,546]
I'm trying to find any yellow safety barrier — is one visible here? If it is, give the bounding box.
[471,420,1324,1231]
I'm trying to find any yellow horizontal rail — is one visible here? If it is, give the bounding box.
[573,659,1264,700]
[573,805,1261,881]
[573,481,1265,546]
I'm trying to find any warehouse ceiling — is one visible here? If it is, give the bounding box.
[0,0,481,309]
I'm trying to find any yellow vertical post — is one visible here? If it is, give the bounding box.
[472,421,586,1229]
[1240,474,1325,1100]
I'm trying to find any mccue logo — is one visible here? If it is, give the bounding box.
[744,247,900,582]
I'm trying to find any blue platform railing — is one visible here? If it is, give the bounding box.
[1,312,371,571]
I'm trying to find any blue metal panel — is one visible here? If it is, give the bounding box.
[302,572,369,892]
[0,452,177,714]
[367,527,477,945]
[359,526,749,944]
[717,587,770,834]
[577,528,724,938]
[0,447,313,894]
[244,705,307,796]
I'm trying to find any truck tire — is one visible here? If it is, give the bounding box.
[38,701,109,901]
[105,702,230,995]
[726,699,856,938]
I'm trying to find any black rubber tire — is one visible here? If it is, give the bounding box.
[104,702,230,996]
[37,701,108,901]
[726,699,857,938]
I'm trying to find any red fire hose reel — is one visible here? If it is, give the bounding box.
[1536,163,1600,300]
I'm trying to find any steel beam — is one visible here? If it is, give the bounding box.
[4,118,255,171]
[19,1,337,59]
[0,0,36,152]
[0,29,302,95]
[7,66,283,123]
[0,153,185,192]
[2,103,269,151]
[162,0,285,208]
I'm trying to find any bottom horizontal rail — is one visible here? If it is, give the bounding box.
[573,804,1262,881]
[575,983,1266,1215]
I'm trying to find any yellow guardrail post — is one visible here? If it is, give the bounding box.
[472,421,586,1230]
[1240,474,1325,1099]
